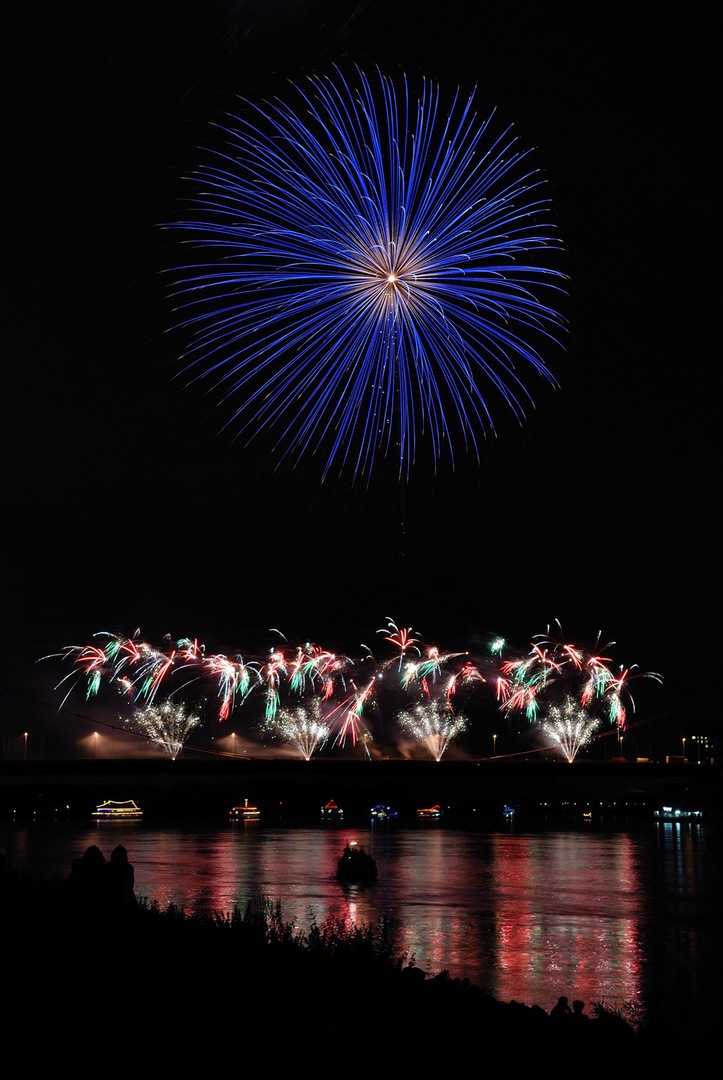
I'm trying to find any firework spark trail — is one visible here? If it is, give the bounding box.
[50,633,183,709]
[288,644,351,699]
[329,677,377,749]
[402,646,467,696]
[378,616,421,669]
[313,650,351,699]
[46,622,661,761]
[262,649,287,722]
[443,659,486,701]
[48,630,353,727]
[203,653,258,721]
[535,623,662,728]
[375,620,486,716]
[49,623,493,743]
[56,642,108,705]
[498,622,662,734]
[172,67,566,481]
[97,635,180,704]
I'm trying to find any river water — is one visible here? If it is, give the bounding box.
[4,815,718,1042]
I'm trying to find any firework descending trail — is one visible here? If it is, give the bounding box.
[172,67,567,481]
[203,651,256,720]
[497,622,663,757]
[378,617,421,670]
[45,621,661,761]
[51,633,190,710]
[542,696,600,762]
[396,700,467,761]
[329,677,377,754]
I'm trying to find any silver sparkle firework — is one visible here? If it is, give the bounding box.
[396,699,467,761]
[265,699,330,760]
[541,696,599,763]
[127,699,201,759]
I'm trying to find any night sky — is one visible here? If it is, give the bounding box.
[2,2,717,751]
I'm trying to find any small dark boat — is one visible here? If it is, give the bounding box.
[322,799,344,819]
[337,841,377,881]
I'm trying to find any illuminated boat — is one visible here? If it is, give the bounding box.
[654,806,703,821]
[230,799,260,821]
[370,804,397,820]
[337,841,377,881]
[322,799,343,819]
[416,804,443,819]
[92,800,142,820]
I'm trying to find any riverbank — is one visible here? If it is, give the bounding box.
[1,854,699,1061]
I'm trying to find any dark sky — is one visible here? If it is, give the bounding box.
[2,1,717,744]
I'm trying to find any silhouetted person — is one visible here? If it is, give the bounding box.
[66,844,105,910]
[104,844,136,910]
[571,999,589,1024]
[550,995,572,1022]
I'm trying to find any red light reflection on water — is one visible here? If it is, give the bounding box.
[11,821,645,1016]
[484,832,644,1011]
[343,829,646,1015]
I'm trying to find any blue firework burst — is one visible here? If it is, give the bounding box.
[172,67,567,481]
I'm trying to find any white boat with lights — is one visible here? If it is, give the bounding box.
[230,799,260,821]
[416,804,443,819]
[92,800,143,820]
[654,806,702,821]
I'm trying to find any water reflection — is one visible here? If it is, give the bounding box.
[485,833,644,1012]
[6,818,715,1040]
[642,819,719,1044]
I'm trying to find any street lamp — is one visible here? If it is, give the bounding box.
[93,732,98,760]
[492,733,497,758]
[24,732,28,760]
